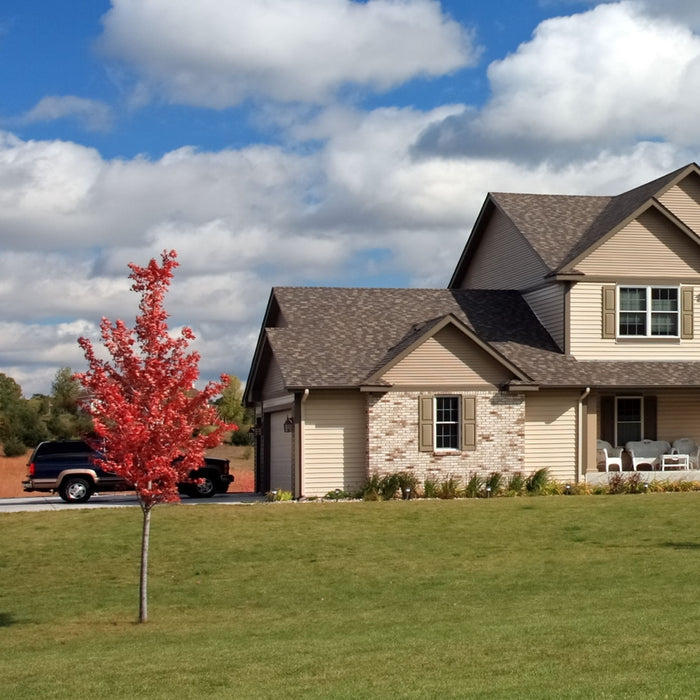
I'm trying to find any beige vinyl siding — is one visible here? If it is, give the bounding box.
[269,411,293,492]
[523,285,565,350]
[382,326,513,386]
[570,282,700,359]
[657,391,700,444]
[459,207,549,289]
[301,391,367,497]
[576,209,700,276]
[524,392,578,482]
[659,178,700,236]
[262,355,286,399]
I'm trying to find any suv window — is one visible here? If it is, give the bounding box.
[33,440,92,457]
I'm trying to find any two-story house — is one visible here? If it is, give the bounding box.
[244,163,700,497]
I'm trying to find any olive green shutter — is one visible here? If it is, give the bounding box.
[602,285,616,339]
[681,287,694,339]
[461,396,476,451]
[418,396,434,452]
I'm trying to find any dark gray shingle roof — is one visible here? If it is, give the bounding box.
[264,287,700,390]
[491,164,693,274]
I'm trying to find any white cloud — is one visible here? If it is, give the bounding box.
[7,0,700,397]
[97,0,477,106]
[20,96,114,132]
[636,0,700,29]
[414,2,700,160]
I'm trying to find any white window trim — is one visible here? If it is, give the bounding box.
[617,285,680,339]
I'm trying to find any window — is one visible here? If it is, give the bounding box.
[618,286,679,337]
[616,396,642,445]
[599,395,657,447]
[435,396,460,450]
[418,395,476,452]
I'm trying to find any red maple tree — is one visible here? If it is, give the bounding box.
[76,250,235,622]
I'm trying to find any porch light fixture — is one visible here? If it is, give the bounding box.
[283,416,294,433]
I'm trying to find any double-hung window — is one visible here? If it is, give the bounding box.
[618,286,679,337]
[418,395,477,452]
[435,396,460,450]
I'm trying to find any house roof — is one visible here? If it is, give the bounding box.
[244,163,700,402]
[450,163,700,285]
[250,287,700,394]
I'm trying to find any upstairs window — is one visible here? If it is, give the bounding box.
[618,286,679,337]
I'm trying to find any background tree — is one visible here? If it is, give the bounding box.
[0,373,49,455]
[47,367,93,439]
[215,375,253,443]
[76,250,235,623]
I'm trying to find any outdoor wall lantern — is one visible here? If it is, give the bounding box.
[283,416,294,433]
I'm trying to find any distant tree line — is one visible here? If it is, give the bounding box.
[0,369,252,457]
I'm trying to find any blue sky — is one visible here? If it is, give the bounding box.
[2,0,700,395]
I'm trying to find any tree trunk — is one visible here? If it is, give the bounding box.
[139,503,152,623]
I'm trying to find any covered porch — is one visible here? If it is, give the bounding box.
[584,388,700,483]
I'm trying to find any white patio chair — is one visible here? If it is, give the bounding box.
[671,438,700,469]
[625,440,671,471]
[597,440,623,472]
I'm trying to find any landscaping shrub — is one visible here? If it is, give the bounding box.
[266,489,293,501]
[525,467,550,494]
[484,471,503,497]
[464,472,483,498]
[437,474,462,499]
[394,471,419,499]
[505,471,526,496]
[422,475,440,498]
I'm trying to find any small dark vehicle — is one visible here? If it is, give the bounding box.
[23,440,233,503]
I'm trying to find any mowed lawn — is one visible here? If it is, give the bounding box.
[1,495,699,699]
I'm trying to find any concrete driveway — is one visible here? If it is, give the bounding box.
[0,492,263,513]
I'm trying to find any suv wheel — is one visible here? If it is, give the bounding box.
[59,477,93,503]
[188,473,216,498]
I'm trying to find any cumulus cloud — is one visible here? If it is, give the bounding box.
[637,0,700,29]
[6,0,700,396]
[19,96,114,132]
[414,2,700,161]
[97,0,478,106]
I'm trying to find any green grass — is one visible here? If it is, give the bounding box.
[1,495,700,698]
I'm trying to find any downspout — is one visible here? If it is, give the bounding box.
[296,389,309,498]
[577,387,591,483]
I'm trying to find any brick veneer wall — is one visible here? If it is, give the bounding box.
[367,390,525,481]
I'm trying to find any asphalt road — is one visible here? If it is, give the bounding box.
[0,492,263,512]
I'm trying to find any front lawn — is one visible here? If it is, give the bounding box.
[1,495,698,698]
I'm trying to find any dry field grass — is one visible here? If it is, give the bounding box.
[0,443,255,498]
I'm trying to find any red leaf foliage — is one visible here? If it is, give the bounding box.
[76,250,236,508]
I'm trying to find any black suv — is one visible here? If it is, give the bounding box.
[23,440,233,503]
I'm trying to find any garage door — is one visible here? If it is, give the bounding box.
[269,411,293,492]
